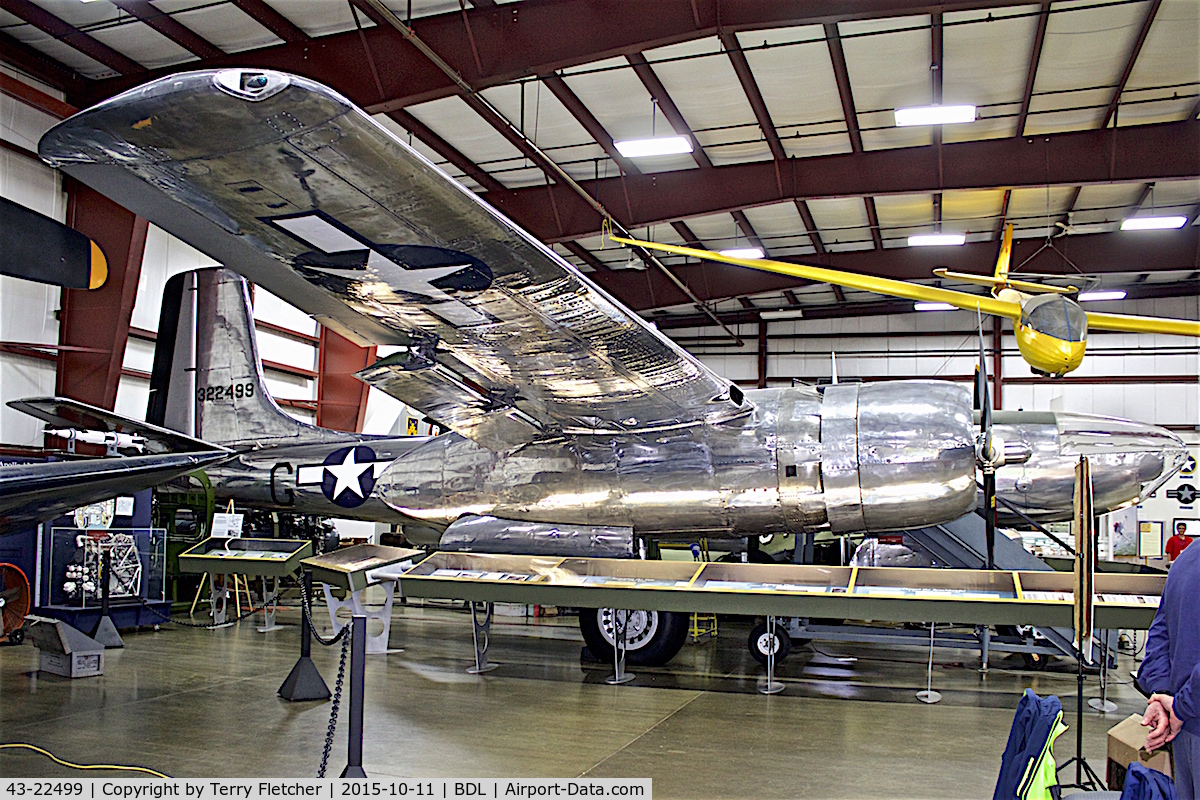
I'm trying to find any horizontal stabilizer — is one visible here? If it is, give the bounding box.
[8,397,229,455]
[933,269,1076,295]
[438,515,635,558]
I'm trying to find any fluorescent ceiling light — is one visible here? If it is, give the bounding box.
[614,136,693,158]
[894,105,976,126]
[760,309,805,321]
[914,302,956,312]
[1120,216,1187,231]
[718,247,765,260]
[908,233,966,247]
[1078,290,1127,302]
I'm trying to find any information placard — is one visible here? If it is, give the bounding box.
[1139,520,1164,558]
[211,513,244,538]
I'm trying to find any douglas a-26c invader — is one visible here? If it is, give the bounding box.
[35,69,1189,665]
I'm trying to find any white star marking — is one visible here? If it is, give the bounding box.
[324,449,372,500]
[273,214,487,326]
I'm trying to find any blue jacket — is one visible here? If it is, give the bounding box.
[994,689,1064,800]
[1140,544,1200,736]
[1120,762,1176,800]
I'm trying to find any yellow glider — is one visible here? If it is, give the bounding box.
[610,224,1200,378]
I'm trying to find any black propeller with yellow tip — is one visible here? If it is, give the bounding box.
[0,196,107,290]
[975,318,997,570]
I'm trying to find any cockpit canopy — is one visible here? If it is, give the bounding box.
[1021,294,1088,342]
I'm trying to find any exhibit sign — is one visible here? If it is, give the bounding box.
[211,513,243,538]
[1139,521,1164,559]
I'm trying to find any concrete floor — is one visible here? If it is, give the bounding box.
[0,600,1150,797]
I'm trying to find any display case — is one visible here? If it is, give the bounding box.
[45,527,166,609]
[177,537,312,577]
[301,545,425,592]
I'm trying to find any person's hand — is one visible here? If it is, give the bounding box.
[1143,694,1184,750]
[1142,697,1168,747]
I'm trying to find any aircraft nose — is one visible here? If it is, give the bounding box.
[1057,412,1188,499]
[1051,339,1085,375]
[995,411,1189,523]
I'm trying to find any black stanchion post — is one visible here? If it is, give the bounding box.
[279,571,331,702]
[341,614,367,779]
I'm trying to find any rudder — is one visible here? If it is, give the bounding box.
[148,268,350,447]
[994,223,1014,284]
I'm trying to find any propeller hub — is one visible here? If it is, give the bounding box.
[977,433,1006,469]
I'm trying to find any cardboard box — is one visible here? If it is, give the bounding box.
[1107,713,1173,790]
[38,649,103,678]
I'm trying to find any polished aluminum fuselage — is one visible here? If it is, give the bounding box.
[201,438,422,523]
[370,385,1183,543]
[39,72,1186,548]
[377,382,981,539]
[196,384,1184,545]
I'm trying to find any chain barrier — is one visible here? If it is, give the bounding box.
[298,578,349,647]
[118,567,352,778]
[317,630,351,778]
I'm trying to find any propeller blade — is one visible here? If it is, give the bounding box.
[977,310,992,436]
[984,471,997,570]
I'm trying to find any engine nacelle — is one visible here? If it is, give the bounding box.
[778,382,977,533]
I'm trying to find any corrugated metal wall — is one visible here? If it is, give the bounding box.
[0,67,65,448]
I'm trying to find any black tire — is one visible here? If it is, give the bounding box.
[1022,652,1050,671]
[748,620,791,666]
[578,609,689,667]
[5,626,23,645]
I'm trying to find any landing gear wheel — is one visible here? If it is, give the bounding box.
[748,620,791,666]
[1022,652,1050,671]
[579,609,688,667]
[6,626,23,645]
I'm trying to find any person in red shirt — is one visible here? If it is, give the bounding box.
[1166,522,1194,562]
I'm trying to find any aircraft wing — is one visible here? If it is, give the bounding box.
[7,397,227,455]
[39,70,747,450]
[0,450,229,532]
[1083,312,1200,337]
[612,237,1021,319]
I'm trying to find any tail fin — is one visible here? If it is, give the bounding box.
[148,268,353,447]
[993,223,1013,284]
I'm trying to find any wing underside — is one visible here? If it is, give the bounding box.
[39,70,745,450]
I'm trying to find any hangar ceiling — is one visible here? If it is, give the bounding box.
[1,0,1197,328]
